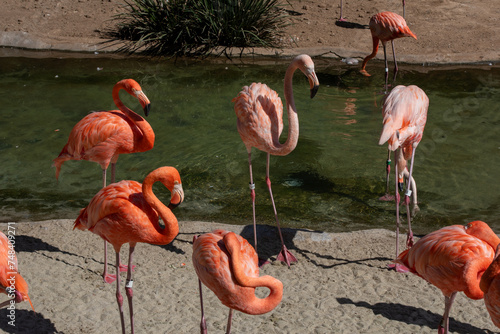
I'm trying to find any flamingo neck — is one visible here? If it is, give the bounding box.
[464,256,495,300]
[361,36,380,71]
[141,171,179,245]
[224,232,283,315]
[112,85,155,153]
[481,247,500,294]
[273,60,300,156]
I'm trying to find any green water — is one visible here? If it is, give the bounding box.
[0,50,499,234]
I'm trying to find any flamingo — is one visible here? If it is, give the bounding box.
[192,230,283,334]
[395,221,500,334]
[378,85,428,267]
[360,12,417,92]
[481,244,500,329]
[232,54,319,268]
[53,78,155,283]
[73,166,184,334]
[0,231,34,310]
[337,1,408,22]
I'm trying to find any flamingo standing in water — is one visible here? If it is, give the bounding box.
[233,54,319,267]
[395,221,500,334]
[74,166,184,334]
[481,244,500,329]
[378,85,428,265]
[360,12,417,92]
[0,231,34,310]
[192,230,283,334]
[54,78,155,282]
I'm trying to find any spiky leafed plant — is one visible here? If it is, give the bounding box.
[106,0,289,57]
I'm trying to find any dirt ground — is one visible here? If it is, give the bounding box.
[0,0,499,63]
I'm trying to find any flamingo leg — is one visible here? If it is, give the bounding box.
[391,40,399,84]
[338,0,347,21]
[198,278,208,334]
[438,292,457,334]
[404,147,417,248]
[379,150,394,201]
[402,0,406,19]
[247,151,258,252]
[226,308,234,334]
[103,240,117,283]
[266,153,297,268]
[111,162,116,184]
[125,246,135,334]
[382,42,389,93]
[115,252,126,334]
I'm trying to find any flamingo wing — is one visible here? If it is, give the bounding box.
[233,83,284,152]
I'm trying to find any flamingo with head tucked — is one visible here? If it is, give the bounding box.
[0,231,34,311]
[360,12,417,91]
[74,166,184,334]
[54,78,155,283]
[233,54,319,267]
[378,85,428,267]
[192,230,283,334]
[395,221,500,334]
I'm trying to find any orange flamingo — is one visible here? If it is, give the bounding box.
[395,221,500,334]
[360,12,417,91]
[0,231,34,310]
[54,78,155,282]
[480,244,500,329]
[192,230,283,334]
[233,54,319,267]
[378,85,428,266]
[337,1,408,22]
[74,166,184,334]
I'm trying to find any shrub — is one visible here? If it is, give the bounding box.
[106,0,290,57]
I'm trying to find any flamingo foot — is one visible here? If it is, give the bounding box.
[103,273,117,284]
[119,264,136,273]
[406,231,414,248]
[277,246,298,268]
[379,193,395,201]
[387,263,409,273]
[360,69,371,77]
[337,17,347,22]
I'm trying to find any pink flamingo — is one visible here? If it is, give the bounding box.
[74,166,184,334]
[0,231,34,310]
[481,244,500,329]
[395,221,500,333]
[360,12,417,91]
[54,79,155,283]
[233,54,319,268]
[192,230,283,334]
[378,85,428,267]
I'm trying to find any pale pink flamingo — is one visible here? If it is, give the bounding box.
[0,231,34,310]
[74,166,184,334]
[378,85,428,267]
[480,244,500,329]
[233,54,319,268]
[360,12,417,91]
[395,221,500,333]
[192,230,283,334]
[54,78,155,282]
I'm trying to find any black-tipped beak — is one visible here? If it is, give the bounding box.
[398,182,404,192]
[310,85,319,99]
[143,103,151,117]
[168,201,180,210]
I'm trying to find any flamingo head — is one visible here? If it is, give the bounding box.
[295,54,320,99]
[119,79,152,116]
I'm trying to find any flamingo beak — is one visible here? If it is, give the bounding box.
[309,72,320,99]
[143,103,151,117]
[398,177,405,192]
[168,182,184,210]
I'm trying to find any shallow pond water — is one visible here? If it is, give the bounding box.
[0,50,499,234]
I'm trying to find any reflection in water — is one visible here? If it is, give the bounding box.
[0,52,499,235]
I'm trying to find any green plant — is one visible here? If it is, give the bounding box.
[105,0,289,57]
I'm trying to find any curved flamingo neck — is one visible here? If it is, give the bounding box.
[112,84,155,153]
[464,256,494,299]
[272,59,301,156]
[481,246,500,294]
[224,233,283,314]
[141,170,179,245]
[361,36,380,71]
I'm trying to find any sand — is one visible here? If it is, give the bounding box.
[1,0,499,333]
[2,220,498,333]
